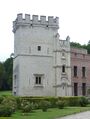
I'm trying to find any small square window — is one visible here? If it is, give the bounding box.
[34,74,44,86]
[35,76,42,85]
[37,46,41,51]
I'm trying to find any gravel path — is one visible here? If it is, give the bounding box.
[56,111,90,119]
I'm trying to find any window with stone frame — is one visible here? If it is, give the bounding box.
[34,74,43,85]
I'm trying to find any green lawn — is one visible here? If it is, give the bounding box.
[0,106,90,119]
[0,91,12,96]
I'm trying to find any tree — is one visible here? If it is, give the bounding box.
[86,44,90,54]
[70,41,90,54]
[0,62,5,90]
[3,58,13,90]
[70,42,82,48]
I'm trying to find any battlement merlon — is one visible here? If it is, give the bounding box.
[13,13,59,33]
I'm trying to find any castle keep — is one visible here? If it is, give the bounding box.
[12,13,72,96]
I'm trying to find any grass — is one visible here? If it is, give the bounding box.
[0,91,12,96]
[0,106,90,119]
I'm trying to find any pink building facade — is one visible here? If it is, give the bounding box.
[71,48,90,96]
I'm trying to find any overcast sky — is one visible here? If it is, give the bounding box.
[0,0,90,61]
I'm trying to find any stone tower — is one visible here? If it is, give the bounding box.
[54,35,72,96]
[13,13,72,96]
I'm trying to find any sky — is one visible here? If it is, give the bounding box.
[0,0,90,61]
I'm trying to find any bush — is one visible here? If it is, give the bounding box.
[87,97,90,104]
[40,100,51,112]
[79,97,88,107]
[63,97,80,106]
[20,100,34,113]
[0,96,4,104]
[56,100,66,109]
[45,97,58,108]
[33,103,39,109]
[0,104,13,117]
[1,96,17,112]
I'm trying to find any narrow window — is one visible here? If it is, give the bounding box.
[39,77,41,84]
[62,65,65,73]
[82,83,86,96]
[14,75,17,85]
[74,83,78,96]
[82,67,86,77]
[37,46,41,51]
[74,66,77,77]
[35,77,38,84]
[14,75,16,79]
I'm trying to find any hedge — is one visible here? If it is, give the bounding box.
[0,96,89,112]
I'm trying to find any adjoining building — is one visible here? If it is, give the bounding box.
[12,14,72,96]
[71,48,90,96]
[12,14,90,97]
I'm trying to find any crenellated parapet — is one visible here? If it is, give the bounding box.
[59,36,70,51]
[13,13,59,33]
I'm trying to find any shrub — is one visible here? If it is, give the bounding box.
[64,97,80,106]
[20,100,34,113]
[87,89,90,95]
[15,97,21,109]
[56,100,66,109]
[87,97,90,104]
[33,103,39,109]
[40,100,51,112]
[45,97,58,108]
[79,97,88,107]
[0,104,13,117]
[0,96,4,104]
[1,96,17,112]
